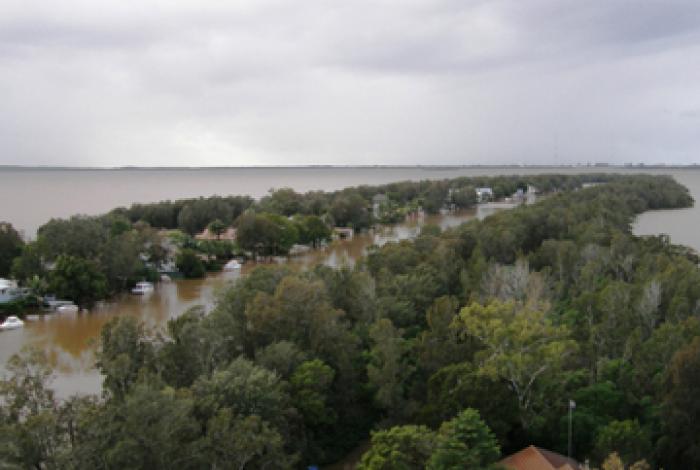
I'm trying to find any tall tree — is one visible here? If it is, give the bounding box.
[207,219,227,240]
[452,300,576,429]
[427,408,501,470]
[367,318,415,420]
[48,255,108,306]
[0,222,24,277]
[659,337,700,469]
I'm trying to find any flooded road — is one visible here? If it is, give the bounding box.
[0,206,508,397]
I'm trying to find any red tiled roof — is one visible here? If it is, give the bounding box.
[500,446,583,470]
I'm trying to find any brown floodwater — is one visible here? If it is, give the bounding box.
[0,205,511,397]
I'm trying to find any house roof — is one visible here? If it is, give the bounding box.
[195,227,237,241]
[499,446,584,470]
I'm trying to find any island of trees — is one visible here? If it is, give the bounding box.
[1,174,700,469]
[3,173,614,309]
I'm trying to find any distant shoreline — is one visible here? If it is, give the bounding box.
[1,164,700,171]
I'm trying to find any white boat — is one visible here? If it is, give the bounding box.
[223,259,242,271]
[0,316,24,331]
[131,281,155,295]
[57,304,79,313]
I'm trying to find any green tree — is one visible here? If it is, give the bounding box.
[261,213,299,255]
[0,222,24,277]
[0,349,64,469]
[96,316,155,400]
[207,219,227,240]
[48,254,108,306]
[10,243,45,284]
[422,363,519,443]
[367,318,415,419]
[159,307,228,388]
[290,359,336,428]
[659,337,700,469]
[176,248,206,278]
[452,300,576,428]
[192,357,291,432]
[593,420,652,467]
[358,425,436,470]
[205,410,294,469]
[427,408,501,470]
[330,192,370,229]
[254,341,309,379]
[451,186,478,209]
[36,216,108,261]
[259,187,304,216]
[72,384,203,469]
[296,215,331,248]
[235,212,280,258]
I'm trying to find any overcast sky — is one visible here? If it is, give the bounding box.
[1,0,700,167]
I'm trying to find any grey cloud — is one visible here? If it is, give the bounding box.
[0,0,699,166]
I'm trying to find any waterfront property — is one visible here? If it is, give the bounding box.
[333,227,354,240]
[475,186,494,202]
[0,279,27,304]
[195,226,237,241]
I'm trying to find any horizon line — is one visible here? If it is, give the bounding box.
[2,163,699,171]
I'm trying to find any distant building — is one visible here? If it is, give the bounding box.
[195,227,237,241]
[372,194,388,214]
[475,187,494,202]
[0,279,28,304]
[499,446,585,470]
[333,227,354,240]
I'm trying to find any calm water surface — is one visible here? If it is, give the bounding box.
[1,166,697,397]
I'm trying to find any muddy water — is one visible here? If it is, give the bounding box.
[0,206,509,397]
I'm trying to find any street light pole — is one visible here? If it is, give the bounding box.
[568,399,576,458]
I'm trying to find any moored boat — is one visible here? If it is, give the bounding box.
[57,304,79,313]
[223,259,242,271]
[0,316,24,331]
[131,281,155,295]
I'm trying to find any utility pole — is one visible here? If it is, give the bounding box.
[568,399,576,458]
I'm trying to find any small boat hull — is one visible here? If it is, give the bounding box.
[132,282,155,295]
[0,316,24,330]
[57,305,79,313]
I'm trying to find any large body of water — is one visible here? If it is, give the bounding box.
[2,166,698,242]
[0,166,697,397]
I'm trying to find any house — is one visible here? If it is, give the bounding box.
[475,187,494,202]
[333,227,354,240]
[0,279,27,304]
[512,188,525,201]
[195,227,237,241]
[372,194,388,214]
[499,446,585,470]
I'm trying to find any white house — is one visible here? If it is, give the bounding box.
[475,187,494,202]
[372,194,388,214]
[0,279,25,304]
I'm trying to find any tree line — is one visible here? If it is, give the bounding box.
[1,173,621,307]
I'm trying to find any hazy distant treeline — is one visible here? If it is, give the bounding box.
[110,173,623,234]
